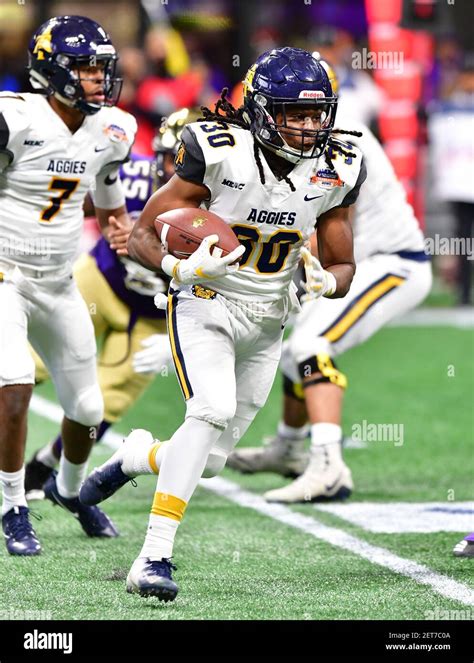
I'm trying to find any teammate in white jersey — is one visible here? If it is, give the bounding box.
[80,47,366,600]
[227,61,432,502]
[0,16,137,555]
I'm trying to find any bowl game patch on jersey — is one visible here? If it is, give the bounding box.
[103,124,128,143]
[310,168,344,189]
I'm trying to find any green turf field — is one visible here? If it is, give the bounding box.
[1,325,473,620]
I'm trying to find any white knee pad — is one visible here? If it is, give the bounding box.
[185,397,237,430]
[289,329,332,366]
[202,446,228,478]
[65,383,104,427]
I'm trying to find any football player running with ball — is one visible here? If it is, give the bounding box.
[226,60,433,502]
[80,47,366,601]
[0,16,137,555]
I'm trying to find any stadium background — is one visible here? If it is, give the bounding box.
[0,0,473,624]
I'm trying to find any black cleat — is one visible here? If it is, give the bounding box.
[44,472,119,538]
[126,557,178,601]
[2,506,42,556]
[25,452,55,500]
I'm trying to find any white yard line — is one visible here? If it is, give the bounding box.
[30,395,474,607]
[204,476,474,607]
[389,307,474,328]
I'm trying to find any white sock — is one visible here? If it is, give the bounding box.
[121,438,168,476]
[0,468,27,515]
[137,418,221,561]
[36,442,59,469]
[278,420,310,440]
[153,441,168,469]
[310,423,343,460]
[56,456,88,499]
[140,514,179,560]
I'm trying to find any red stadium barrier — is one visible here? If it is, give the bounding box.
[368,23,412,60]
[408,31,434,71]
[379,101,419,141]
[375,62,422,101]
[384,139,418,179]
[365,0,402,24]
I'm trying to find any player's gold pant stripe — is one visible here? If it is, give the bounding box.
[148,442,162,475]
[151,491,187,522]
[167,293,192,400]
[0,272,3,282]
[323,275,405,343]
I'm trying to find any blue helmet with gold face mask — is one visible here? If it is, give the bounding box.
[242,47,338,163]
[28,15,122,115]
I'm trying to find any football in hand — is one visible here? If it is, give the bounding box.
[154,208,242,260]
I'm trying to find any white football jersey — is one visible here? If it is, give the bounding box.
[176,121,365,301]
[334,114,426,262]
[0,92,136,271]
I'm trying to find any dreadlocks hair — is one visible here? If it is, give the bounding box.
[200,87,248,129]
[325,128,363,171]
[200,88,297,191]
[252,139,296,192]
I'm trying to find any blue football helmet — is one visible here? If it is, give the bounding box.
[28,15,122,115]
[242,47,338,163]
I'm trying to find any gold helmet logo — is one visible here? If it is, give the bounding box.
[33,26,53,61]
[242,63,257,99]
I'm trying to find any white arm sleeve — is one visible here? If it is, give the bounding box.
[91,165,126,210]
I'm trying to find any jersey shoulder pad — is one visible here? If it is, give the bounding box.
[0,93,32,169]
[99,106,138,162]
[325,138,364,189]
[174,124,206,184]
[0,92,27,104]
[0,92,32,136]
[185,120,243,166]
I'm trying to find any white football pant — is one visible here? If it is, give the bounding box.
[0,263,103,426]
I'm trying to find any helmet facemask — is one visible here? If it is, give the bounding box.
[249,93,338,163]
[28,51,122,115]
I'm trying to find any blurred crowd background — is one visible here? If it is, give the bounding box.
[0,0,472,306]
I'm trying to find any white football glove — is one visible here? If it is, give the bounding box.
[161,234,245,285]
[132,334,173,375]
[300,246,337,301]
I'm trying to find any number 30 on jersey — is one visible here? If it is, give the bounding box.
[232,224,302,274]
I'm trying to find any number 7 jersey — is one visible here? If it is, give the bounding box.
[175,120,366,302]
[0,92,136,272]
